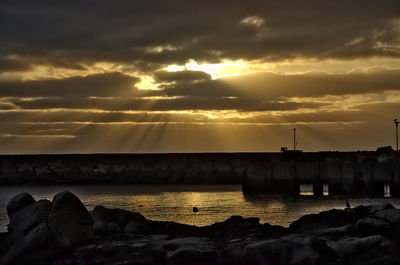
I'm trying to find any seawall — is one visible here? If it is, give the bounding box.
[0,151,399,196]
[0,153,250,185]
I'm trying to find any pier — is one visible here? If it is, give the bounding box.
[0,150,399,196]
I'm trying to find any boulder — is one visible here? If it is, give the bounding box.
[93,220,122,235]
[374,209,400,223]
[355,217,391,235]
[7,199,51,234]
[91,206,149,235]
[91,206,147,228]
[315,225,354,236]
[106,222,121,234]
[6,192,35,217]
[124,221,151,234]
[207,216,261,236]
[164,237,219,265]
[326,235,389,258]
[167,247,219,265]
[0,200,54,265]
[289,209,362,232]
[361,203,394,215]
[93,220,107,235]
[241,234,331,265]
[0,222,59,265]
[48,190,94,248]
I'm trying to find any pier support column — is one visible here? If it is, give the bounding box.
[313,163,323,196]
[313,183,323,196]
[289,163,299,195]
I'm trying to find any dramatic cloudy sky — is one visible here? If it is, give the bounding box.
[1,0,400,153]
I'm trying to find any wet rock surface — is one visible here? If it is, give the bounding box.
[2,191,400,265]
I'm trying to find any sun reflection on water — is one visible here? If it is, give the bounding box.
[1,185,400,232]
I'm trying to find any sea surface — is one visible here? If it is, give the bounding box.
[1,185,400,232]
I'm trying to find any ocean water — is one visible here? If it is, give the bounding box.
[1,185,399,232]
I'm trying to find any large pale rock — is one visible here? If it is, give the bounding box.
[48,190,94,248]
[6,192,35,217]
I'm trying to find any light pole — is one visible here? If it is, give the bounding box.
[293,128,296,151]
[395,119,399,151]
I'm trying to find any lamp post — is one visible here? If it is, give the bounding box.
[293,128,296,151]
[395,119,399,151]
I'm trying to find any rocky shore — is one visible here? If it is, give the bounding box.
[1,191,400,265]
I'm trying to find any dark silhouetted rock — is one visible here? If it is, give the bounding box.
[374,209,400,223]
[6,192,35,217]
[355,217,391,235]
[106,222,121,234]
[92,206,147,224]
[358,203,395,216]
[315,224,354,236]
[326,235,389,259]
[164,237,219,265]
[241,234,331,265]
[289,208,362,232]
[206,216,261,237]
[91,206,149,235]
[0,200,54,265]
[48,190,94,248]
[123,221,151,234]
[0,222,59,265]
[3,191,400,265]
[7,199,51,234]
[93,219,107,235]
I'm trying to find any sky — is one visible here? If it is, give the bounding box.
[0,0,400,154]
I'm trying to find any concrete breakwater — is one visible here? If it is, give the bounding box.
[0,153,249,185]
[0,151,399,196]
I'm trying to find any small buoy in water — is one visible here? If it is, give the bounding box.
[193,207,198,213]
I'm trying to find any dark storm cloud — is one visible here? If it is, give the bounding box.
[0,57,32,73]
[0,72,145,97]
[162,69,400,99]
[153,71,211,83]
[1,0,399,70]
[2,69,400,112]
[4,69,400,101]
[0,110,209,124]
[11,96,322,112]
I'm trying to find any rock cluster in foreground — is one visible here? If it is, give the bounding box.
[1,191,400,265]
